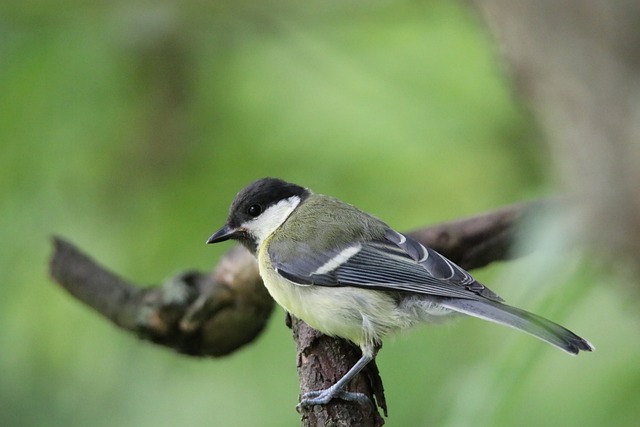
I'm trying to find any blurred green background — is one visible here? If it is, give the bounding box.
[1,1,638,426]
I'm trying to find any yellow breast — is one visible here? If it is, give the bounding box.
[257,241,402,348]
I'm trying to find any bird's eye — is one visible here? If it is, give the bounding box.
[247,204,262,217]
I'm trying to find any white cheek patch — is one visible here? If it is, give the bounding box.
[243,196,301,247]
[312,244,362,275]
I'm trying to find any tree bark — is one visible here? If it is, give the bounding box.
[470,0,640,274]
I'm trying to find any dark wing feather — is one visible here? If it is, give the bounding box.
[270,228,503,302]
[383,229,502,301]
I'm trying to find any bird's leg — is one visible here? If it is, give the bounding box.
[296,352,374,411]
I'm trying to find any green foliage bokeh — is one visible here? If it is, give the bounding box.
[1,1,637,426]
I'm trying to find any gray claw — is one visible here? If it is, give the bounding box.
[296,389,372,413]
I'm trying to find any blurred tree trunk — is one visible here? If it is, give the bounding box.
[470,0,640,279]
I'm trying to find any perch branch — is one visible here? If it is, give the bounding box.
[50,240,272,357]
[49,198,547,425]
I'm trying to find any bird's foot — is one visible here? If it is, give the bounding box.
[296,388,372,413]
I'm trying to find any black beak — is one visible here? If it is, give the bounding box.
[206,224,241,244]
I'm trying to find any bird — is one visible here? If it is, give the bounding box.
[206,177,593,410]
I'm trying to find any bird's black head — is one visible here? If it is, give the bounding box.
[206,177,309,252]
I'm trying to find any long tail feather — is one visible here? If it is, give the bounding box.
[440,298,594,355]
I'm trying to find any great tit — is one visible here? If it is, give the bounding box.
[206,177,593,409]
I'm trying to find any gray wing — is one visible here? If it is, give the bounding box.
[269,228,503,302]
